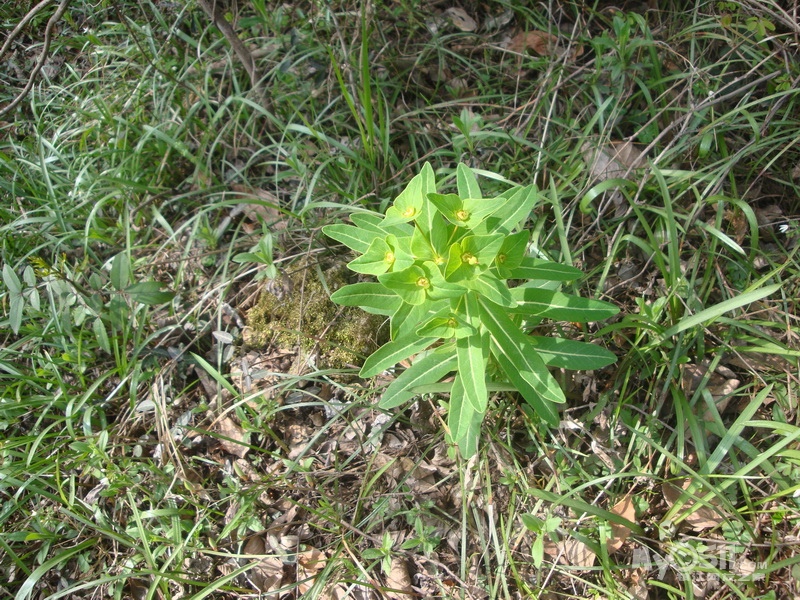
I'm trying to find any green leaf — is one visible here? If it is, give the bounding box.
[347,237,395,275]
[390,298,448,340]
[447,373,474,441]
[381,262,463,306]
[330,283,402,315]
[473,184,540,235]
[454,410,481,458]
[92,318,111,354]
[411,218,452,265]
[125,281,175,306]
[360,330,432,378]
[323,223,382,254]
[414,162,439,235]
[528,336,617,370]
[445,234,504,281]
[8,295,23,334]
[428,194,507,231]
[2,265,24,335]
[479,297,565,412]
[379,264,429,305]
[526,488,644,535]
[506,256,584,281]
[349,211,386,230]
[464,272,516,307]
[456,162,482,199]
[383,163,434,227]
[232,252,263,264]
[510,287,619,322]
[3,264,22,294]
[488,337,561,424]
[456,330,488,412]
[417,312,476,339]
[495,230,529,276]
[110,253,131,291]
[380,352,457,409]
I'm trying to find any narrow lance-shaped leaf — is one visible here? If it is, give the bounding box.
[658,283,781,341]
[456,162,482,199]
[510,287,619,322]
[360,330,432,378]
[456,309,488,412]
[506,257,583,281]
[464,272,516,307]
[479,296,566,408]
[125,281,175,306]
[447,372,474,442]
[453,404,482,459]
[472,184,540,236]
[380,352,457,409]
[528,336,617,370]
[489,338,560,426]
[323,223,382,254]
[330,282,402,315]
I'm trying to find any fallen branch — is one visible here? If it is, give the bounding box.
[0,0,72,119]
[195,0,262,91]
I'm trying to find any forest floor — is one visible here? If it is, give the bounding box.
[2,1,800,598]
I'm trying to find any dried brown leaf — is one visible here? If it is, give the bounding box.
[385,557,414,599]
[543,537,596,567]
[298,548,327,594]
[509,30,559,55]
[243,535,266,555]
[217,416,250,458]
[662,479,724,531]
[249,556,283,594]
[444,7,477,32]
[582,140,644,181]
[230,184,285,231]
[607,494,636,554]
[626,567,649,600]
[508,30,583,60]
[681,361,740,418]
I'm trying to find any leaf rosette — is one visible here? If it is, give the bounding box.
[323,163,619,457]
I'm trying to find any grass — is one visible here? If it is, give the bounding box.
[2,0,800,598]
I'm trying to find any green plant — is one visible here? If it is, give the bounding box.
[324,163,618,457]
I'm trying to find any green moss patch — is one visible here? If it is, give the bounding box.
[246,258,387,370]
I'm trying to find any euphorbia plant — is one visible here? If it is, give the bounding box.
[323,163,618,457]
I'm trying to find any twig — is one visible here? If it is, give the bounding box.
[195,0,261,91]
[0,0,72,119]
[0,0,55,59]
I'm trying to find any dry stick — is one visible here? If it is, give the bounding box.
[0,0,56,59]
[0,0,72,120]
[195,0,261,92]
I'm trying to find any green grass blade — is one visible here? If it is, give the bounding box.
[658,283,781,341]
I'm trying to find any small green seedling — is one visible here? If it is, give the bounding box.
[324,163,618,457]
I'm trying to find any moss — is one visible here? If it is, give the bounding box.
[246,259,386,369]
